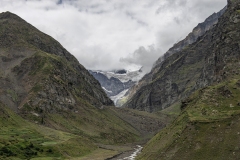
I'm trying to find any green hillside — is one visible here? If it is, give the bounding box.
[137,76,240,160]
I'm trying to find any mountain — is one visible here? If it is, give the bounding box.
[137,0,240,159]
[0,11,113,111]
[89,69,144,106]
[152,6,227,71]
[123,5,227,112]
[0,12,167,159]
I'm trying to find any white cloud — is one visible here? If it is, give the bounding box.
[120,45,160,73]
[0,0,227,72]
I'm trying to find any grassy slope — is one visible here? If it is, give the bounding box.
[137,76,240,160]
[0,102,98,160]
[106,107,175,141]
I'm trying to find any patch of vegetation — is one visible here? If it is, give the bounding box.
[29,54,54,76]
[32,84,42,93]
[22,103,32,112]
[159,102,181,118]
[6,89,18,102]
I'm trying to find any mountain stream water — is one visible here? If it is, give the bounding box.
[118,145,143,160]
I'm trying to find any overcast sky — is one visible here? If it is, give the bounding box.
[0,0,227,73]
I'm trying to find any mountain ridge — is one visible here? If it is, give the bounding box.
[0,11,113,113]
[153,6,227,71]
[123,5,228,112]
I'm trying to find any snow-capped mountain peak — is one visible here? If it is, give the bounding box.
[89,68,144,106]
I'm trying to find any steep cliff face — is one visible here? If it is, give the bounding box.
[124,5,230,112]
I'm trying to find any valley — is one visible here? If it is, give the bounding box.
[0,101,175,159]
[0,0,239,159]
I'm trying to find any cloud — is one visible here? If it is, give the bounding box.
[0,0,227,71]
[120,45,161,73]
[57,0,63,5]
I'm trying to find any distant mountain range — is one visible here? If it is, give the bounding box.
[89,68,144,106]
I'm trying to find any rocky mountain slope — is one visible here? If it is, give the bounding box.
[137,0,240,159]
[152,6,227,71]
[124,4,228,112]
[0,11,113,111]
[0,12,168,159]
[89,69,143,105]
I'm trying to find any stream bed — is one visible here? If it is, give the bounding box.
[109,145,143,160]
